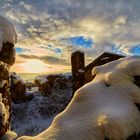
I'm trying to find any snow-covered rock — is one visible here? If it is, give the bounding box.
[0,15,17,138]
[10,72,28,103]
[0,15,17,51]
[0,15,17,65]
[34,74,72,96]
[17,56,140,140]
[10,72,24,85]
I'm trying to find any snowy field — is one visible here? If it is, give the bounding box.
[12,92,56,136]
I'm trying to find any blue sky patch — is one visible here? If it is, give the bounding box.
[130,44,140,55]
[55,48,62,53]
[16,47,25,53]
[62,36,93,49]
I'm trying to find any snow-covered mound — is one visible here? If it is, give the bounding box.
[17,56,140,140]
[0,15,17,51]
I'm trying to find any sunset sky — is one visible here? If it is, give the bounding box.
[1,0,140,74]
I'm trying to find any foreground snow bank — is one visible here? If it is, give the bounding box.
[17,56,140,140]
[0,15,17,51]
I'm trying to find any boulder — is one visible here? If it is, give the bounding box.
[10,72,32,103]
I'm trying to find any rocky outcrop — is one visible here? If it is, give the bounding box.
[0,15,17,138]
[0,42,15,66]
[10,72,33,103]
[0,43,15,137]
[10,73,26,103]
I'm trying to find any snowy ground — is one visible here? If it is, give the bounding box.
[11,80,72,137]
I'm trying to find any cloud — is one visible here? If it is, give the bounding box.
[18,54,69,65]
[1,0,140,73]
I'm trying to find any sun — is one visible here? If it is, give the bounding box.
[23,59,47,73]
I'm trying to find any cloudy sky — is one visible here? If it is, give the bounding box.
[1,0,140,74]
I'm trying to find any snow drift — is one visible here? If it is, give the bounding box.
[17,56,140,140]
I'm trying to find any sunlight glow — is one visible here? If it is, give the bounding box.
[22,59,47,73]
[97,115,108,126]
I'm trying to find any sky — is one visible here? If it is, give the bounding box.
[1,0,140,74]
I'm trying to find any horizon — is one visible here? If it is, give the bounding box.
[1,0,140,74]
[16,71,72,81]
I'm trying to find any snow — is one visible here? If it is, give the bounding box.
[1,131,17,140]
[17,56,140,140]
[101,57,110,60]
[11,93,56,137]
[0,80,6,88]
[78,69,85,73]
[0,95,8,127]
[34,75,48,85]
[0,15,17,51]
[11,73,72,138]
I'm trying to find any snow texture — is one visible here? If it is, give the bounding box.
[0,94,8,127]
[0,15,17,51]
[1,131,17,140]
[12,74,72,137]
[17,56,140,140]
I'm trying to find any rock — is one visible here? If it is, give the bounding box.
[0,43,15,66]
[10,73,26,103]
[0,43,16,137]
[0,15,17,138]
[0,62,11,137]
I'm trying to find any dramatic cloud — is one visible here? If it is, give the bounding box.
[18,54,69,65]
[1,0,140,73]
